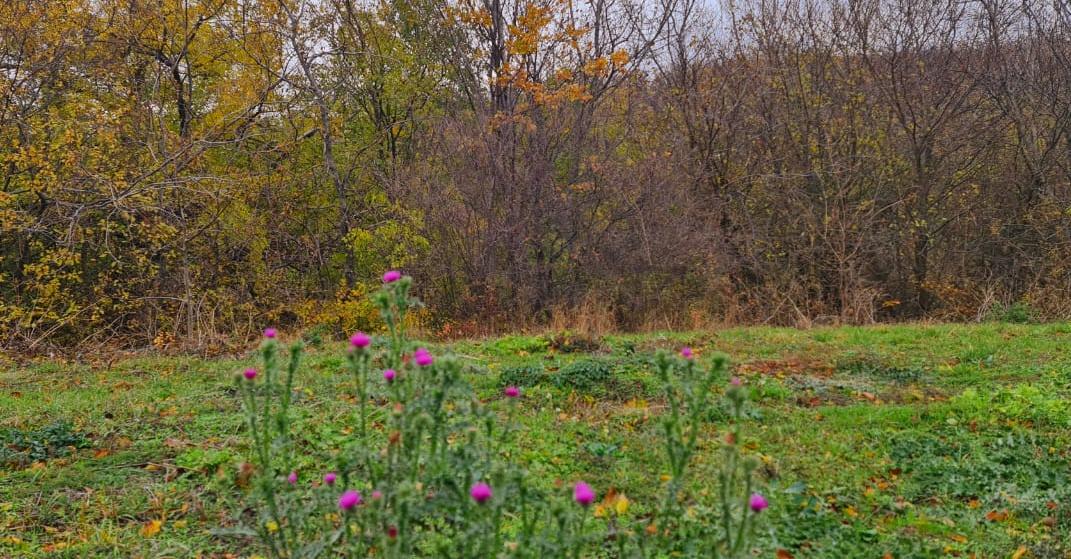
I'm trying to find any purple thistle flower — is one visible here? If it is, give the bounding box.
[573,482,595,506]
[371,490,383,500]
[680,346,694,359]
[383,369,396,383]
[243,368,257,380]
[504,386,520,398]
[730,376,742,386]
[324,472,337,486]
[470,482,492,504]
[264,327,277,339]
[287,471,298,485]
[749,493,768,513]
[382,270,402,283]
[414,348,433,367]
[350,332,371,348]
[339,490,362,510]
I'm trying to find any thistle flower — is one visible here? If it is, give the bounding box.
[574,482,595,506]
[287,471,298,485]
[387,525,398,539]
[470,482,492,504]
[264,327,277,339]
[413,348,433,367]
[730,376,742,386]
[749,493,768,513]
[504,386,520,398]
[324,472,337,486]
[371,490,383,500]
[339,490,362,510]
[680,346,694,359]
[383,270,402,283]
[383,369,396,383]
[243,368,257,380]
[350,332,371,349]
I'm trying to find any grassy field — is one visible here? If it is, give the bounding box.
[2,323,1070,558]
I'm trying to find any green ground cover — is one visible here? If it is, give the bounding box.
[2,323,1069,558]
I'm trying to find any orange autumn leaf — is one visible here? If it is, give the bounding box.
[776,550,795,559]
[236,462,255,488]
[1011,546,1028,559]
[582,57,609,77]
[141,519,163,537]
[985,509,1008,522]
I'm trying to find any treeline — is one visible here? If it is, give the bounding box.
[3,0,1071,351]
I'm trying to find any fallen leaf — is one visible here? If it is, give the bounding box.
[1011,546,1028,559]
[141,519,163,537]
[777,550,795,559]
[164,438,187,449]
[985,510,1008,522]
[236,462,255,488]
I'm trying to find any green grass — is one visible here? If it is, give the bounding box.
[2,323,1070,557]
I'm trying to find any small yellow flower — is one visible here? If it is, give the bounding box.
[265,520,278,533]
[614,495,630,515]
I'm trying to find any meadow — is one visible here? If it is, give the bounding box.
[2,320,1070,558]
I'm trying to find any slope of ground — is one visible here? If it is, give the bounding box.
[1,323,1069,557]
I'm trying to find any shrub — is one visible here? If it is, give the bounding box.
[0,421,89,467]
[484,335,549,357]
[988,301,1036,324]
[300,323,335,349]
[545,331,602,353]
[554,359,612,390]
[497,362,547,387]
[233,273,772,558]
